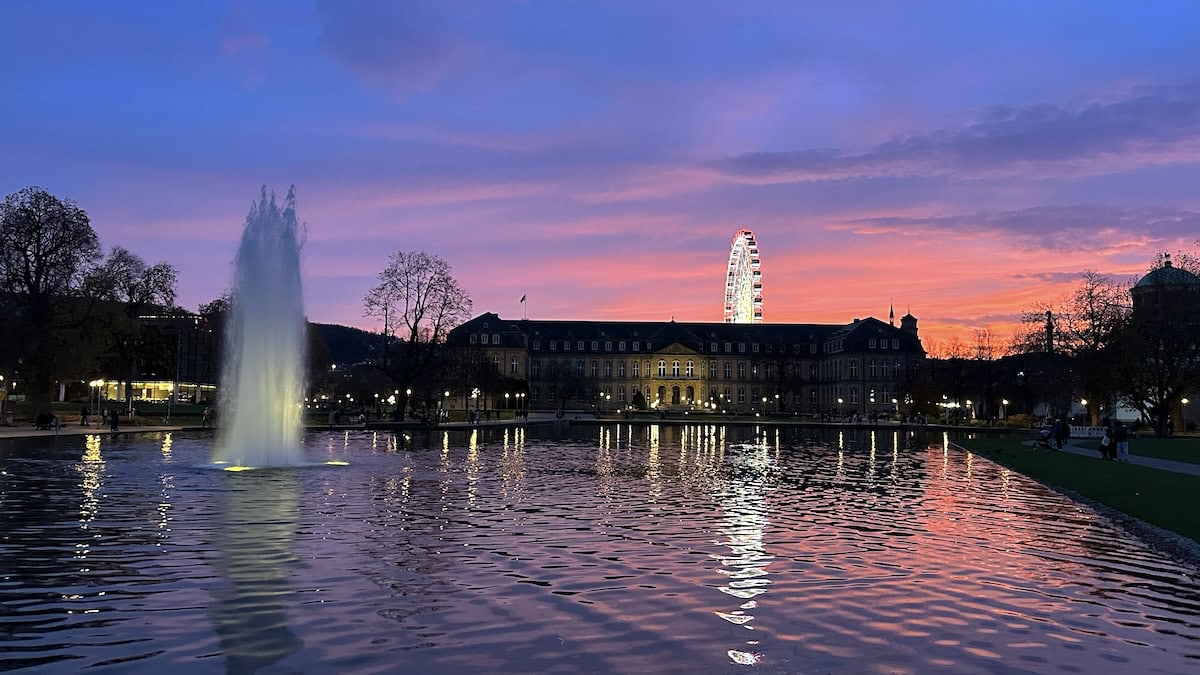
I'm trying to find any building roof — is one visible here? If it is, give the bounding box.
[450,312,925,355]
[1135,259,1200,289]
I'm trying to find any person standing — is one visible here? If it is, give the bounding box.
[109,409,120,432]
[1099,427,1115,460]
[1114,421,1130,462]
[80,405,90,427]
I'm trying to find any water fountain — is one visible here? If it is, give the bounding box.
[213,186,307,468]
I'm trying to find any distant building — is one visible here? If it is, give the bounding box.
[448,311,925,415]
[1131,253,1200,321]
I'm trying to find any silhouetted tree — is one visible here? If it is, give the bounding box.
[363,251,472,408]
[0,187,100,406]
[84,246,178,408]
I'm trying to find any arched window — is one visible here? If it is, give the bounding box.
[849,360,858,378]
[590,360,599,377]
[685,385,695,401]
[576,360,584,376]
[685,360,694,377]
[723,361,732,379]
[510,356,519,374]
[672,360,680,377]
[604,361,612,377]
[632,361,640,377]
[658,360,667,377]
[671,386,681,404]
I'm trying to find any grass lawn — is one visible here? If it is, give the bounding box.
[1075,436,1200,465]
[956,436,1200,544]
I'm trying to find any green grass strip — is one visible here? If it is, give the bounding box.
[956,436,1200,544]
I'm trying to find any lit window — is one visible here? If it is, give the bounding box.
[672,360,680,377]
[709,361,716,379]
[604,361,612,377]
[850,360,858,378]
[723,361,732,379]
[737,362,746,379]
[590,361,599,377]
[618,385,626,402]
[658,360,667,376]
[618,360,626,377]
[510,357,519,374]
[632,361,640,377]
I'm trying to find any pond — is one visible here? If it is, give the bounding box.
[1,425,1197,673]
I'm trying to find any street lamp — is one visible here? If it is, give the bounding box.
[505,392,510,415]
[1002,398,1009,420]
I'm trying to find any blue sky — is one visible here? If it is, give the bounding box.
[3,1,1199,346]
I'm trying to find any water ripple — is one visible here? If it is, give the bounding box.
[0,426,1197,673]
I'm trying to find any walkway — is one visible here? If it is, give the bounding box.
[1033,438,1200,477]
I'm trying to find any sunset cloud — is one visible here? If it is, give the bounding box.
[2,2,1199,350]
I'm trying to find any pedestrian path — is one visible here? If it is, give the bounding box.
[1032,439,1200,477]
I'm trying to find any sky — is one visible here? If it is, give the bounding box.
[3,1,1200,350]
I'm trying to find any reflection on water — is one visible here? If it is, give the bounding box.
[211,471,303,673]
[0,425,1198,673]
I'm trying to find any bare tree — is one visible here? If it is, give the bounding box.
[363,251,472,413]
[0,187,101,406]
[85,247,179,408]
[1011,271,1131,423]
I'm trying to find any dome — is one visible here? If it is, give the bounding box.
[1135,259,1200,289]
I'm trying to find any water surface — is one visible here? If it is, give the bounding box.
[1,425,1197,673]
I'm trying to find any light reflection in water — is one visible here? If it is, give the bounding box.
[212,471,303,673]
[713,440,774,666]
[75,435,104,568]
[466,429,480,508]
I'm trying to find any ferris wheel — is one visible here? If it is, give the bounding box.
[723,229,762,323]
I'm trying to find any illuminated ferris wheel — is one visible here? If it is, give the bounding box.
[723,229,762,323]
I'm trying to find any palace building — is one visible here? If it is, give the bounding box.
[447,309,926,415]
